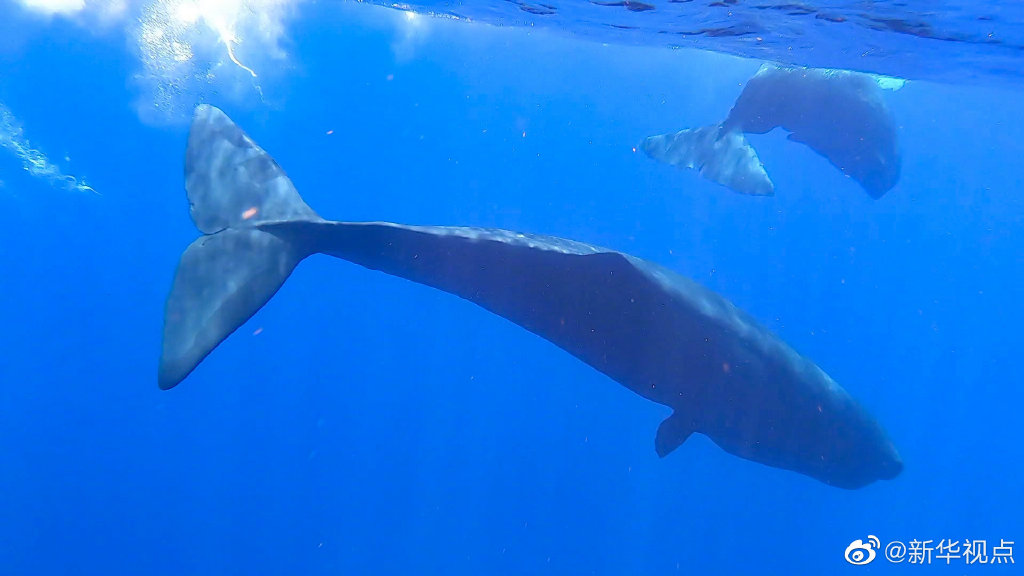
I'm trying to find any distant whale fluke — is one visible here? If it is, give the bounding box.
[160,105,902,489]
[642,65,902,198]
[640,125,773,196]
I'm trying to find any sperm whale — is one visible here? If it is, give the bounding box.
[159,105,902,489]
[641,65,901,198]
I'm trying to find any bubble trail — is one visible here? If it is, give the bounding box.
[0,101,96,194]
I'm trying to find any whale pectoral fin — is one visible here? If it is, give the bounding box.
[655,411,695,458]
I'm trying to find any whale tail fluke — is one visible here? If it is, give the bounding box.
[640,125,774,197]
[159,105,321,390]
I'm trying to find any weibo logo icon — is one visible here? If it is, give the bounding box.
[845,535,881,565]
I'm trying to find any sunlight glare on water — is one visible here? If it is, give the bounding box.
[134,0,300,121]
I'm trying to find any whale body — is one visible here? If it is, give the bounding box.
[159,105,902,489]
[642,65,902,198]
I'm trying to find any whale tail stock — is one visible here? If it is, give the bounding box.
[159,105,320,390]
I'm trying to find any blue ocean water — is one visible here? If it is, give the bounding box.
[0,1,1021,574]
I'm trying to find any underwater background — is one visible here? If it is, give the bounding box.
[0,1,1021,573]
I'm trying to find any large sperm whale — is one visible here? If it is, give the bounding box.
[641,65,902,198]
[159,105,902,489]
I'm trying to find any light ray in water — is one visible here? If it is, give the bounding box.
[133,0,298,122]
[168,0,262,78]
[224,40,258,78]
[0,102,96,194]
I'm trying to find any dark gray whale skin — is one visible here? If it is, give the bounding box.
[160,105,902,489]
[642,66,901,199]
[724,67,901,198]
